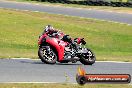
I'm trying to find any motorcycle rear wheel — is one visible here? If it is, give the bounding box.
[79,48,96,65]
[38,46,57,64]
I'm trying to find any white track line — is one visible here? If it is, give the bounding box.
[2,81,132,84]
[11,58,39,60]
[2,81,78,84]
[10,58,132,63]
[2,82,59,84]
[96,61,132,63]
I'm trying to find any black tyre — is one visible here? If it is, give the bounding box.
[76,75,87,85]
[79,48,96,65]
[38,46,57,64]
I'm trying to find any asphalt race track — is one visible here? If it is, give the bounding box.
[0,0,132,24]
[0,59,132,83]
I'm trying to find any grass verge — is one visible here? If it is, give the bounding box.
[0,8,132,61]
[0,83,132,88]
[7,0,132,14]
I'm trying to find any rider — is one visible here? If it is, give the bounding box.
[42,25,76,48]
[42,25,58,35]
[42,25,71,41]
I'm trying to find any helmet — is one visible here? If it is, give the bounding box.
[44,25,54,32]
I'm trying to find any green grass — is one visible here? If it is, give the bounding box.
[0,83,132,88]
[0,8,132,61]
[8,0,132,14]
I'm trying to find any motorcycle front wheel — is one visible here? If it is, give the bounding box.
[38,46,57,64]
[79,48,96,65]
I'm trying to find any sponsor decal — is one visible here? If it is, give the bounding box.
[76,66,131,85]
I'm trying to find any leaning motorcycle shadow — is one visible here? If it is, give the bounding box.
[20,61,43,64]
[56,63,82,65]
[32,62,82,65]
[20,61,81,65]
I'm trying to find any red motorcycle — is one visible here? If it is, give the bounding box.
[38,31,96,65]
